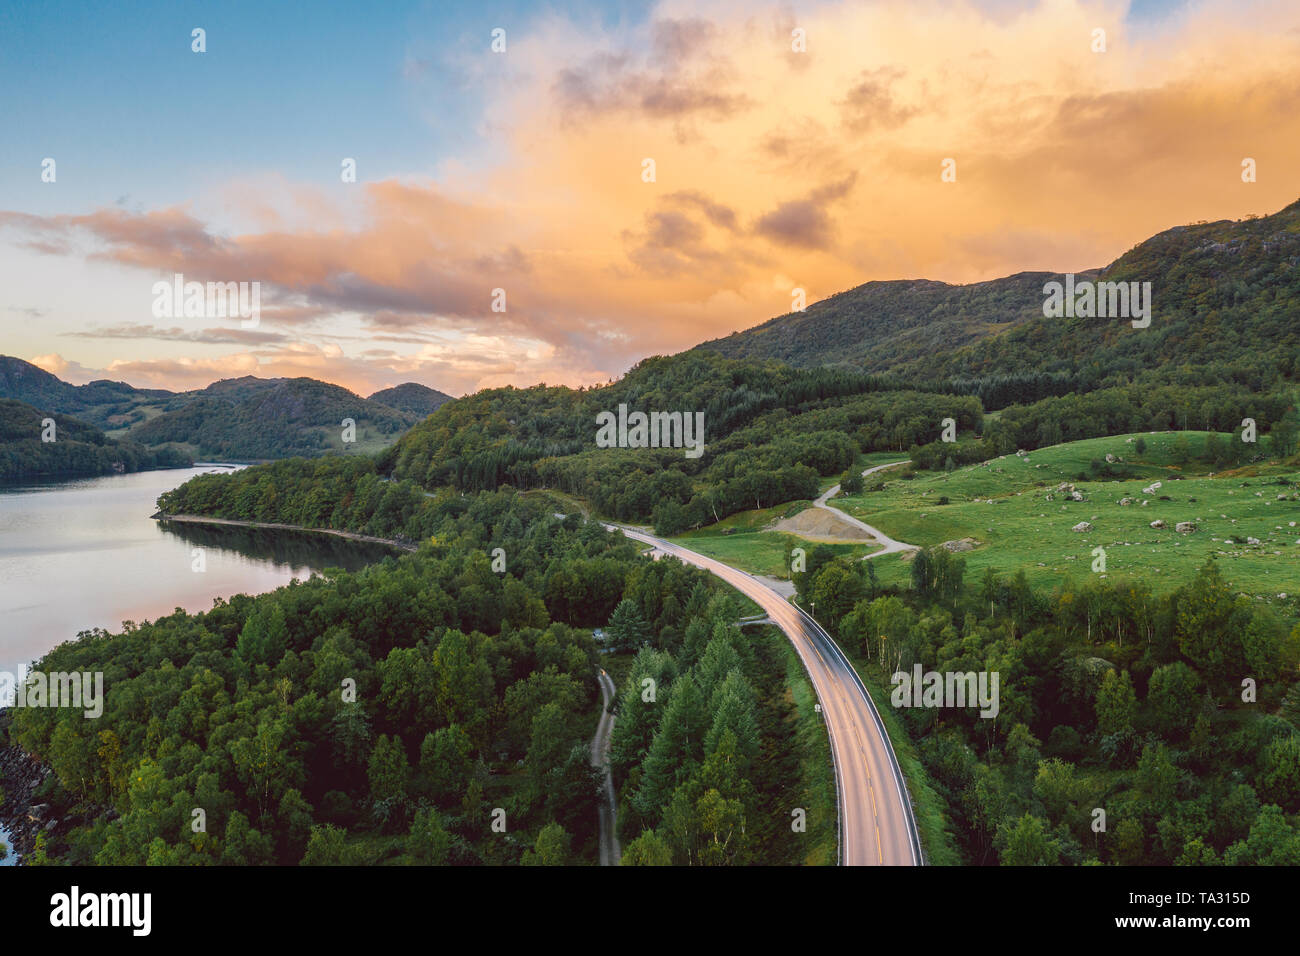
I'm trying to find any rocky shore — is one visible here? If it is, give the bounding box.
[0,724,54,864]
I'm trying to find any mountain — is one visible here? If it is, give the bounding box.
[697,198,1300,403]
[0,356,173,423]
[127,377,420,460]
[0,358,451,461]
[0,397,190,479]
[367,382,454,418]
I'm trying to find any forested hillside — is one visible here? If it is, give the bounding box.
[368,383,455,418]
[127,377,417,459]
[7,486,823,865]
[380,351,982,532]
[0,356,172,420]
[794,544,1300,864]
[699,198,1300,409]
[0,398,190,479]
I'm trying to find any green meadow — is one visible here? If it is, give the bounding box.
[832,431,1300,602]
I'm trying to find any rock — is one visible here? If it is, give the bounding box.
[1070,491,1085,501]
[1247,537,1262,545]
[1119,497,1134,506]
[1072,521,1093,532]
[1143,482,1162,494]
[1105,453,1118,463]
[940,537,980,553]
[1175,521,1197,534]
[1150,520,1166,529]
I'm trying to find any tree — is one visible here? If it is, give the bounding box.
[607,598,653,652]
[301,824,364,865]
[633,676,706,823]
[1032,758,1081,824]
[1095,669,1137,740]
[998,813,1059,865]
[810,559,867,626]
[521,822,569,865]
[910,548,931,594]
[419,724,474,807]
[1145,662,1200,738]
[621,828,672,865]
[407,808,452,865]
[1258,736,1300,812]
[1270,410,1299,459]
[1175,560,1251,688]
[704,671,761,774]
[236,602,289,666]
[368,733,410,825]
[840,470,864,495]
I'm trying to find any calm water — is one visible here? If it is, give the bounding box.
[0,464,398,677]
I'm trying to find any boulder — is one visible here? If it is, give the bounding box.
[1175,521,1197,534]
[1150,519,1166,529]
[1072,521,1093,532]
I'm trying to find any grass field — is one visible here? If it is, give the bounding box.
[832,431,1300,601]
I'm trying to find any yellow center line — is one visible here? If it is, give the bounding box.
[876,826,884,863]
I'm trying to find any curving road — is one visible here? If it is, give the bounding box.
[592,668,621,866]
[603,521,923,867]
[815,460,917,559]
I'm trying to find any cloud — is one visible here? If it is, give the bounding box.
[839,67,917,133]
[63,324,289,346]
[28,354,109,385]
[5,0,1300,394]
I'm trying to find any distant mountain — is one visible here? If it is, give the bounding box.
[367,382,454,418]
[127,377,420,460]
[697,198,1300,403]
[0,397,190,479]
[0,356,172,419]
[0,358,450,461]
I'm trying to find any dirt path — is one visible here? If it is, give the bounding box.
[592,669,621,866]
[814,461,919,559]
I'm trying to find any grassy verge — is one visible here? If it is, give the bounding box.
[776,632,839,865]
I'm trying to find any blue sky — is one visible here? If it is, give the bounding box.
[0,0,656,217]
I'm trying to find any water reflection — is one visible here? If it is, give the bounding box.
[156,520,401,574]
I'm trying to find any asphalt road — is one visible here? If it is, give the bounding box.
[606,521,923,866]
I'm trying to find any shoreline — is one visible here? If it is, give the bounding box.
[153,513,419,552]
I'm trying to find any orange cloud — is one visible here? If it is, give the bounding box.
[6,0,1300,395]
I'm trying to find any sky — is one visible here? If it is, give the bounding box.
[1,0,1298,398]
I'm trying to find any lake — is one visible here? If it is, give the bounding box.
[0,464,399,678]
